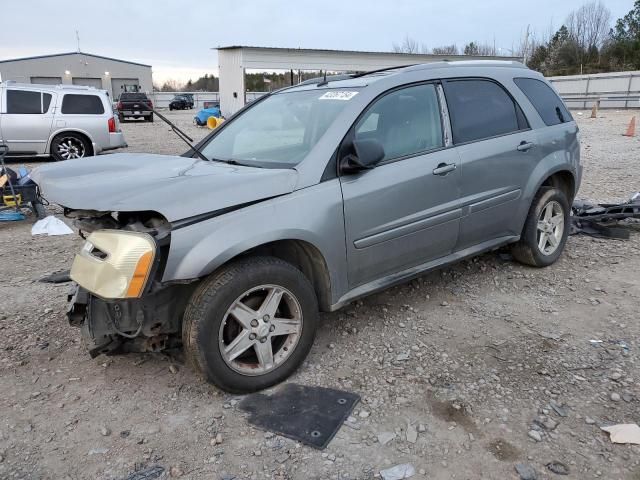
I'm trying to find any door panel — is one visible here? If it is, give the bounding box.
[340,83,461,288]
[456,131,539,249]
[341,149,461,287]
[441,78,540,249]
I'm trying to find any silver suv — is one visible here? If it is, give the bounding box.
[33,61,580,393]
[0,81,126,160]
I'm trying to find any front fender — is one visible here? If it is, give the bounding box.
[162,180,349,305]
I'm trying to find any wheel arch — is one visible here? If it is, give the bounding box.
[514,163,577,236]
[47,128,95,156]
[214,239,333,312]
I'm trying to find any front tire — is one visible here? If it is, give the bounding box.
[50,132,91,161]
[182,256,319,393]
[511,187,570,267]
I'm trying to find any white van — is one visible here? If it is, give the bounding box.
[0,81,127,160]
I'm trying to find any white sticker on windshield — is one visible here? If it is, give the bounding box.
[319,91,359,101]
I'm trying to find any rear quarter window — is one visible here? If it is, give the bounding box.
[514,77,573,126]
[443,79,528,144]
[61,94,105,114]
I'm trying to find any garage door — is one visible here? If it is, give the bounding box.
[111,78,140,100]
[31,76,62,85]
[72,77,103,89]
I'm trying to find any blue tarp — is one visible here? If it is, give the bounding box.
[194,107,222,126]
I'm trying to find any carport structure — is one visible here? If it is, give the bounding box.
[215,46,520,115]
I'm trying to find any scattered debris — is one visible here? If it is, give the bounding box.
[549,400,568,418]
[39,270,71,284]
[601,424,640,445]
[571,194,640,239]
[528,430,542,442]
[31,216,73,236]
[119,465,165,480]
[545,461,570,475]
[406,422,418,443]
[380,463,416,480]
[238,383,360,449]
[377,432,395,445]
[515,463,538,480]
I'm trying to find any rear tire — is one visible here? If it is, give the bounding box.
[50,132,91,161]
[511,187,570,267]
[182,256,319,393]
[147,113,154,123]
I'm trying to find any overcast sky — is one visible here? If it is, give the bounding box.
[0,0,633,84]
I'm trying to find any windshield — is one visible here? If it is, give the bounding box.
[200,89,359,168]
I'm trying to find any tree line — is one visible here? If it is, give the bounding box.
[392,1,640,76]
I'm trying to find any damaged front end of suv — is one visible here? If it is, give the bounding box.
[65,209,195,357]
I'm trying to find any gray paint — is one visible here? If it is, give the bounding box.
[32,61,580,310]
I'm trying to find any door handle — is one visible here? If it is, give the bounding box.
[433,163,456,176]
[517,141,534,152]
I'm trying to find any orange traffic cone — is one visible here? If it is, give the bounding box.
[590,104,598,118]
[623,116,636,137]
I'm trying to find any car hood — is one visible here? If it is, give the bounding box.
[31,153,299,222]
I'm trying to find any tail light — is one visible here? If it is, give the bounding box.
[117,101,123,110]
[147,100,153,109]
[108,117,117,133]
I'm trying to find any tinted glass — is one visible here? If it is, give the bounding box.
[43,93,52,112]
[61,94,105,114]
[355,84,443,161]
[444,79,523,144]
[7,90,42,114]
[201,89,355,168]
[514,77,573,126]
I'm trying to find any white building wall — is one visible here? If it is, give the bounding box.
[0,53,153,100]
[218,49,245,116]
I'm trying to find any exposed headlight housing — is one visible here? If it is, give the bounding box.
[70,230,156,299]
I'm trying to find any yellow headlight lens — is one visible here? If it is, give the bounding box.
[70,230,156,299]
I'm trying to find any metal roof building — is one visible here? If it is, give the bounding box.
[215,46,522,115]
[0,52,153,100]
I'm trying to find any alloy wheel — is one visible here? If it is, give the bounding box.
[536,200,565,255]
[56,137,86,160]
[218,284,303,376]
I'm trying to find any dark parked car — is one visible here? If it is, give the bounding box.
[116,93,153,122]
[181,93,194,108]
[169,95,190,111]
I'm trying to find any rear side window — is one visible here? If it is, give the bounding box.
[514,77,573,126]
[43,93,52,112]
[7,90,43,114]
[61,94,105,114]
[443,79,528,144]
[354,83,443,161]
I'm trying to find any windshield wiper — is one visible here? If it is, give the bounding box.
[139,105,210,162]
[212,158,264,168]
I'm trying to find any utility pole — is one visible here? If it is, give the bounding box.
[75,30,81,53]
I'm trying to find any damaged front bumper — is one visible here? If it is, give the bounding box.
[67,282,196,357]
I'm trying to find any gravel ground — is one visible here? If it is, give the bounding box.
[1,110,639,480]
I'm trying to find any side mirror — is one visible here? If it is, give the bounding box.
[340,138,385,174]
